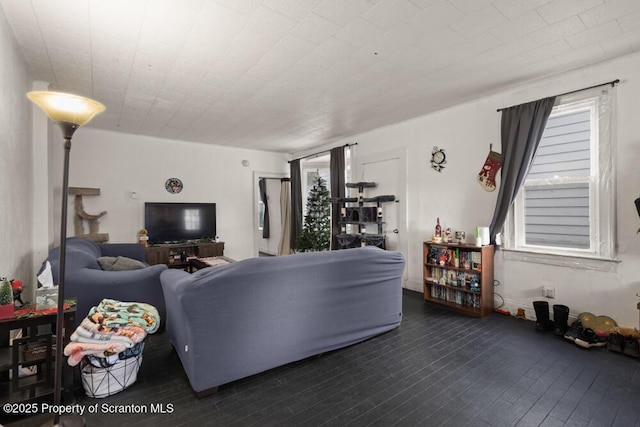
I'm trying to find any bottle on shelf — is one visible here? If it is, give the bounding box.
[435,217,441,237]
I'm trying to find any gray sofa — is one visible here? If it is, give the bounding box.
[41,237,167,325]
[160,246,405,396]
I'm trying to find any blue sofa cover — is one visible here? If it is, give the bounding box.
[41,237,167,325]
[160,246,405,395]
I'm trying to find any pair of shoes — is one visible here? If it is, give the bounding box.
[564,319,583,342]
[575,328,607,348]
[607,332,624,353]
[533,301,554,331]
[622,336,640,358]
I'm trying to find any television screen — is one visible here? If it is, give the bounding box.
[144,202,216,244]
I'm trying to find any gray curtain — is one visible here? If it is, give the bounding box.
[330,146,346,250]
[258,178,269,239]
[290,160,302,250]
[278,179,292,255]
[489,96,556,243]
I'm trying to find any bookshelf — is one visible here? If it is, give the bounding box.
[423,241,494,317]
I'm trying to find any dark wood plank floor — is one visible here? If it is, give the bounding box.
[5,290,640,426]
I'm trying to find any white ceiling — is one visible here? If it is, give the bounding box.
[2,0,640,153]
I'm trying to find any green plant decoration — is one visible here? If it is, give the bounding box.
[297,173,331,252]
[0,278,12,306]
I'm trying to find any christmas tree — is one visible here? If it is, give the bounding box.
[297,173,331,251]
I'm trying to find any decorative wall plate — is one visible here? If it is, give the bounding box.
[165,178,183,194]
[431,146,446,172]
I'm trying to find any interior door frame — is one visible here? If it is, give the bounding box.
[253,171,288,257]
[354,147,409,287]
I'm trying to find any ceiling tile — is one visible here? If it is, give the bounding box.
[566,20,623,49]
[448,0,495,14]
[448,31,501,57]
[412,26,465,54]
[371,25,421,55]
[246,6,298,39]
[213,0,263,17]
[490,10,548,40]
[553,42,604,65]
[8,28,46,51]
[462,36,539,70]
[449,5,508,38]
[42,29,90,53]
[407,0,439,9]
[247,35,318,82]
[209,30,281,81]
[138,0,203,45]
[263,0,324,20]
[91,64,129,86]
[502,39,572,69]
[599,27,640,52]
[335,18,387,48]
[407,0,465,30]
[0,0,39,29]
[291,12,342,44]
[536,0,605,25]
[313,0,374,26]
[89,0,146,39]
[362,0,421,31]
[91,36,136,62]
[528,16,587,46]
[578,0,640,29]
[492,0,553,19]
[618,11,640,33]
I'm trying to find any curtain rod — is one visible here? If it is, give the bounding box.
[496,79,619,112]
[259,177,290,181]
[288,142,357,163]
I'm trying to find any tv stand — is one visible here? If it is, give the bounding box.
[145,242,224,268]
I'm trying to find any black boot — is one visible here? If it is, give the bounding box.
[553,304,570,336]
[533,301,553,331]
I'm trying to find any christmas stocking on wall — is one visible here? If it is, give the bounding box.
[477,147,502,192]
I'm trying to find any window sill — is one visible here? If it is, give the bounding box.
[500,248,620,272]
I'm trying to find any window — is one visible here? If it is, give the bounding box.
[505,87,615,261]
[258,201,264,231]
[301,156,330,219]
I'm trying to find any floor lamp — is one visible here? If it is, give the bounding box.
[27,91,105,426]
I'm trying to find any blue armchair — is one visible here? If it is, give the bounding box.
[40,237,167,325]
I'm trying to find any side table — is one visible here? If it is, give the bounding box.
[0,304,76,408]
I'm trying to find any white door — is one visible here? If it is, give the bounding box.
[356,149,408,285]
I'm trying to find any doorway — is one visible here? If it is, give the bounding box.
[355,148,408,286]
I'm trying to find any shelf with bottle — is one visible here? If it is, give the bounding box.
[423,241,494,317]
[425,244,483,272]
[424,267,481,292]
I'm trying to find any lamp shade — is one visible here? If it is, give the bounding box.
[27,91,105,126]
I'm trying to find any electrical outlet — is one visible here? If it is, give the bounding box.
[543,286,555,299]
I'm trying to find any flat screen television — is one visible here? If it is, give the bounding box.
[144,202,216,244]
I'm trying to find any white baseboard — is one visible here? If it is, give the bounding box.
[403,279,423,293]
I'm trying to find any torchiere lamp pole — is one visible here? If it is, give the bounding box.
[27,91,105,427]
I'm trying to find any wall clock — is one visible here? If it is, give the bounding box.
[165,178,183,194]
[431,146,446,172]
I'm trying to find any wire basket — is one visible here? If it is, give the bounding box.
[80,343,144,398]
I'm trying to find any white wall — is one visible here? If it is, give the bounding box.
[51,128,288,261]
[0,9,34,290]
[303,52,640,328]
